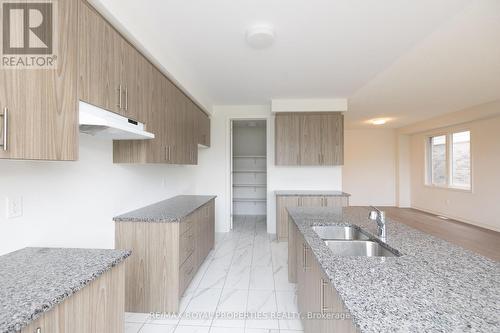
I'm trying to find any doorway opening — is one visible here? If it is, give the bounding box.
[230,119,267,230]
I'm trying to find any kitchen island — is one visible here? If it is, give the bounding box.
[114,195,216,313]
[0,247,130,333]
[287,206,500,333]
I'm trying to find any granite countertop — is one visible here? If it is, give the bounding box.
[287,207,500,333]
[0,247,130,333]
[275,190,350,196]
[113,195,216,223]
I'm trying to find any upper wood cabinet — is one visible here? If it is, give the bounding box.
[78,1,121,115]
[275,113,301,165]
[0,0,79,161]
[275,112,344,166]
[197,109,210,147]
[79,1,149,124]
[1,0,208,162]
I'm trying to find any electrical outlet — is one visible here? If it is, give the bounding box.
[6,196,23,219]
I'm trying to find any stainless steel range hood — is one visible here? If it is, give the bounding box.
[79,101,154,140]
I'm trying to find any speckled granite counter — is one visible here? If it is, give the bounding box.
[275,190,350,197]
[113,195,216,223]
[287,207,500,333]
[0,247,130,333]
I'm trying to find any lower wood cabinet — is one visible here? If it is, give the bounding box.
[289,221,359,333]
[276,195,349,242]
[115,199,215,313]
[20,263,125,333]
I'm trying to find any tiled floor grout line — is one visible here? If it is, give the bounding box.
[129,215,304,333]
[207,219,243,330]
[173,231,227,332]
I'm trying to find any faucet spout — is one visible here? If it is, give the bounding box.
[368,206,386,242]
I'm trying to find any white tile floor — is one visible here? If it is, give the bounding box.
[125,215,303,333]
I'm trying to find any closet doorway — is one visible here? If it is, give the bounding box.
[230,119,268,230]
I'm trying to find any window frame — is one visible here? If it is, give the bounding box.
[425,129,472,192]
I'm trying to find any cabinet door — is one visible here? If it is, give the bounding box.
[275,113,301,165]
[197,110,210,147]
[186,101,197,165]
[118,41,141,121]
[0,0,78,161]
[325,196,349,207]
[296,235,307,314]
[276,196,299,241]
[165,79,182,163]
[300,196,324,207]
[300,114,322,165]
[320,270,358,333]
[78,1,121,115]
[321,113,344,165]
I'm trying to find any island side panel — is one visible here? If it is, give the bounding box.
[115,221,180,313]
[20,262,125,333]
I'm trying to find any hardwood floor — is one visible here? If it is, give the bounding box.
[384,207,500,261]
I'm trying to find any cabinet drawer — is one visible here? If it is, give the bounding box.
[179,226,195,265]
[179,253,196,297]
[180,215,194,235]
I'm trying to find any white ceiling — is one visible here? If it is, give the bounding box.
[92,0,500,128]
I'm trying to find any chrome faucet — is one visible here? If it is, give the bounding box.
[368,206,386,242]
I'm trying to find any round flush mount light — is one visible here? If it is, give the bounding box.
[246,24,275,49]
[371,118,387,125]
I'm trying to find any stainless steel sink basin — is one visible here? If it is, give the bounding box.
[325,240,399,257]
[312,225,370,240]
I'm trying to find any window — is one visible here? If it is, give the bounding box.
[426,130,471,190]
[430,135,447,186]
[451,131,471,188]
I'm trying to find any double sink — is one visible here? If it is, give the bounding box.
[312,225,400,257]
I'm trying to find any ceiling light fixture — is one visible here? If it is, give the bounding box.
[246,24,275,49]
[371,119,387,125]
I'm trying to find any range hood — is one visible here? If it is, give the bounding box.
[79,101,154,140]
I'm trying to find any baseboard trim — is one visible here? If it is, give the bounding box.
[411,205,500,233]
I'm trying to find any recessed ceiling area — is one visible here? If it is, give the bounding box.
[91,0,500,128]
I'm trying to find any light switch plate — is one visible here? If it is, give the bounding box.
[6,196,23,219]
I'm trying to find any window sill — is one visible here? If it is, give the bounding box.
[424,184,472,193]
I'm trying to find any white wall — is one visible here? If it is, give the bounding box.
[342,129,397,206]
[195,105,343,235]
[0,134,201,255]
[409,109,500,232]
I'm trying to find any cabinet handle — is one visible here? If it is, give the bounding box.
[166,146,171,161]
[117,85,122,109]
[0,107,7,151]
[124,87,128,111]
[302,243,307,272]
[320,278,330,314]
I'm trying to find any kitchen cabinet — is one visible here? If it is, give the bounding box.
[275,112,344,166]
[276,196,300,241]
[20,263,125,333]
[79,1,150,124]
[78,1,121,116]
[115,199,215,313]
[275,113,301,165]
[276,193,349,242]
[1,0,208,163]
[197,109,211,147]
[289,221,359,333]
[0,0,78,161]
[300,114,323,165]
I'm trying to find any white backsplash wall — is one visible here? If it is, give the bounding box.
[0,134,199,255]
